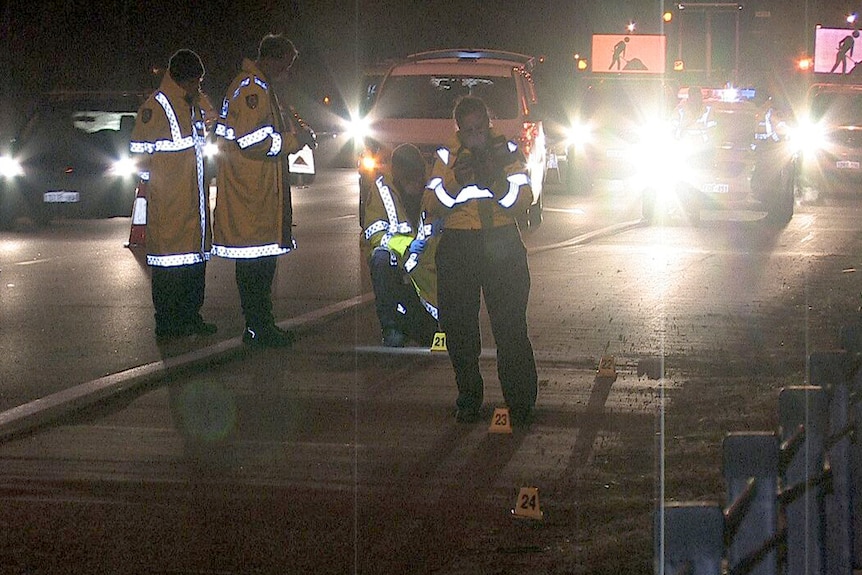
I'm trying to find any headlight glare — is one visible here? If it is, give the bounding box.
[788,116,826,155]
[345,115,372,144]
[565,122,592,151]
[0,155,23,178]
[109,157,139,177]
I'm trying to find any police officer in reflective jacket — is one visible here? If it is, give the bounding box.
[425,96,538,426]
[213,34,315,347]
[130,49,217,341]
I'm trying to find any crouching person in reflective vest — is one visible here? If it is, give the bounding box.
[361,144,439,347]
[425,96,538,427]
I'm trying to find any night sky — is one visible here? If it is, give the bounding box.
[0,1,700,92]
[0,0,845,133]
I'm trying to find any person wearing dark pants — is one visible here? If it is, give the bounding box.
[436,227,537,421]
[212,34,315,347]
[150,262,208,337]
[368,249,437,347]
[130,49,216,341]
[425,96,538,426]
[235,256,278,340]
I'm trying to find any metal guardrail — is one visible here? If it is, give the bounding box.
[655,350,862,575]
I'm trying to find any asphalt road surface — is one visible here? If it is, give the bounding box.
[2,171,861,573]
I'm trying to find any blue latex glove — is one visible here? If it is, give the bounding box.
[409,239,427,254]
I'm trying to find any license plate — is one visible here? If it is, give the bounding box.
[701,183,730,194]
[43,191,80,203]
[836,160,860,169]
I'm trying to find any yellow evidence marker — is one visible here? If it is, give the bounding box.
[511,486,544,520]
[488,407,512,434]
[430,332,447,352]
[597,354,616,378]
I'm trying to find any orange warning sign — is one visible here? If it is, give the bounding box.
[592,34,667,74]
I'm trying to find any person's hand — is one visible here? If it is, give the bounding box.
[199,92,217,129]
[453,151,476,186]
[409,239,426,254]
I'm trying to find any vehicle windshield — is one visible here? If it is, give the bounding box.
[707,105,758,146]
[374,74,519,120]
[360,74,385,116]
[71,110,135,134]
[20,97,138,151]
[810,92,862,125]
[580,81,673,132]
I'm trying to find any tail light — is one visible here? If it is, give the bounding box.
[520,121,539,158]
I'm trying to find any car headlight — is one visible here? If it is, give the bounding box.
[0,155,23,178]
[787,116,826,155]
[109,157,139,177]
[564,121,592,152]
[344,114,372,144]
[631,120,691,191]
[358,151,378,173]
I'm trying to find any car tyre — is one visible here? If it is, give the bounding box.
[567,153,592,195]
[527,194,543,230]
[763,165,795,227]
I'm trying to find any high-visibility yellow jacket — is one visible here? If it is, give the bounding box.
[361,169,439,320]
[425,130,533,230]
[130,74,211,267]
[212,59,306,259]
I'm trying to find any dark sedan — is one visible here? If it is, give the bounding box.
[0,91,146,228]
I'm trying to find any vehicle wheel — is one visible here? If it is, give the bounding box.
[527,194,543,230]
[685,201,701,227]
[566,152,591,195]
[518,196,543,232]
[679,186,701,227]
[764,166,795,227]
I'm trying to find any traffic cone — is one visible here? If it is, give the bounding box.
[125,179,147,250]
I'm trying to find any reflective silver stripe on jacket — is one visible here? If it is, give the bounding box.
[217,76,279,155]
[130,93,194,154]
[133,92,210,266]
[363,220,388,241]
[193,117,207,256]
[497,172,530,208]
[211,240,295,259]
[363,175,412,247]
[235,125,282,156]
[147,252,210,267]
[419,294,438,321]
[403,211,431,274]
[436,147,450,165]
[428,177,494,209]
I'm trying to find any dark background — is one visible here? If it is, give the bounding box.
[0,1,853,135]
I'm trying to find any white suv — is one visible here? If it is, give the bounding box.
[357,49,546,229]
